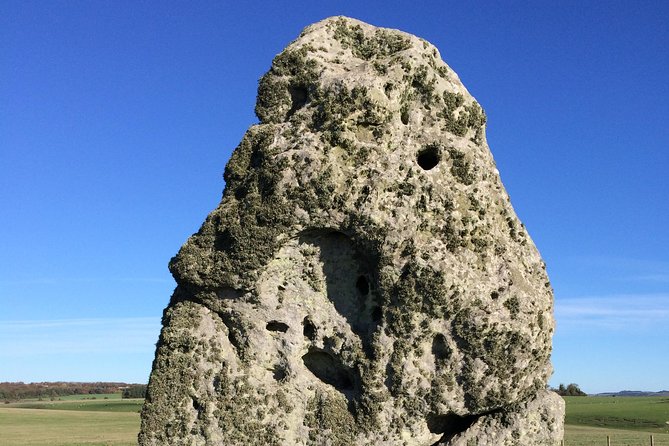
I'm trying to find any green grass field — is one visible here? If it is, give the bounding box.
[564,396,669,433]
[564,396,669,445]
[1,396,142,446]
[55,393,123,401]
[3,394,669,444]
[7,399,144,413]
[565,425,669,446]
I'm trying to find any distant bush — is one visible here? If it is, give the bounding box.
[0,382,130,400]
[555,383,587,396]
[122,384,147,399]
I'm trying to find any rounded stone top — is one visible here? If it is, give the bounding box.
[255,16,483,149]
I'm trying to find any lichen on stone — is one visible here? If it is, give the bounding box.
[141,16,564,446]
[440,91,487,144]
[329,17,411,60]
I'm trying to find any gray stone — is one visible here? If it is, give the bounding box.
[140,16,564,445]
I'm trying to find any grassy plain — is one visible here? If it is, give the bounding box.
[1,397,141,446]
[56,393,122,401]
[565,396,669,433]
[3,394,669,445]
[7,398,143,413]
[563,396,669,445]
[565,425,669,445]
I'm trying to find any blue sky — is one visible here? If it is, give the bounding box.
[1,1,667,393]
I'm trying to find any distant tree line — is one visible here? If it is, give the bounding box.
[553,383,587,396]
[0,382,140,401]
[122,384,147,399]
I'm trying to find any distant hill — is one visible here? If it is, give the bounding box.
[595,390,669,397]
[0,381,143,401]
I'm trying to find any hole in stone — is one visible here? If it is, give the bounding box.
[384,360,398,396]
[227,331,242,351]
[427,413,478,437]
[417,146,440,170]
[302,317,317,340]
[272,365,287,381]
[266,320,289,333]
[490,290,499,300]
[233,185,248,200]
[401,109,409,125]
[287,85,308,118]
[355,275,369,296]
[302,348,354,392]
[371,306,382,322]
[192,398,204,417]
[250,149,264,168]
[215,286,243,300]
[384,82,393,98]
[213,228,233,252]
[432,333,449,360]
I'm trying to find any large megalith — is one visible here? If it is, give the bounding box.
[140,16,564,445]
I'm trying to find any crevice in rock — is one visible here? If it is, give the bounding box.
[272,364,287,381]
[356,275,369,296]
[401,109,410,125]
[302,316,317,340]
[427,413,477,437]
[215,286,244,300]
[431,333,449,361]
[302,348,355,395]
[212,375,221,392]
[217,310,247,356]
[417,145,440,170]
[226,329,243,353]
[299,230,381,351]
[384,82,393,98]
[266,320,289,333]
[384,361,396,395]
[428,407,505,445]
[287,85,308,118]
[192,397,204,417]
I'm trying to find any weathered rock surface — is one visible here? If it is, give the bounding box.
[140,16,564,445]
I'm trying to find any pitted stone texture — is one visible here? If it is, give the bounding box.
[140,16,564,445]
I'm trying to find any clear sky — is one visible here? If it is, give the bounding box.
[1,1,667,394]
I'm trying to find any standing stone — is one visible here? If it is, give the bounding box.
[140,16,564,445]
